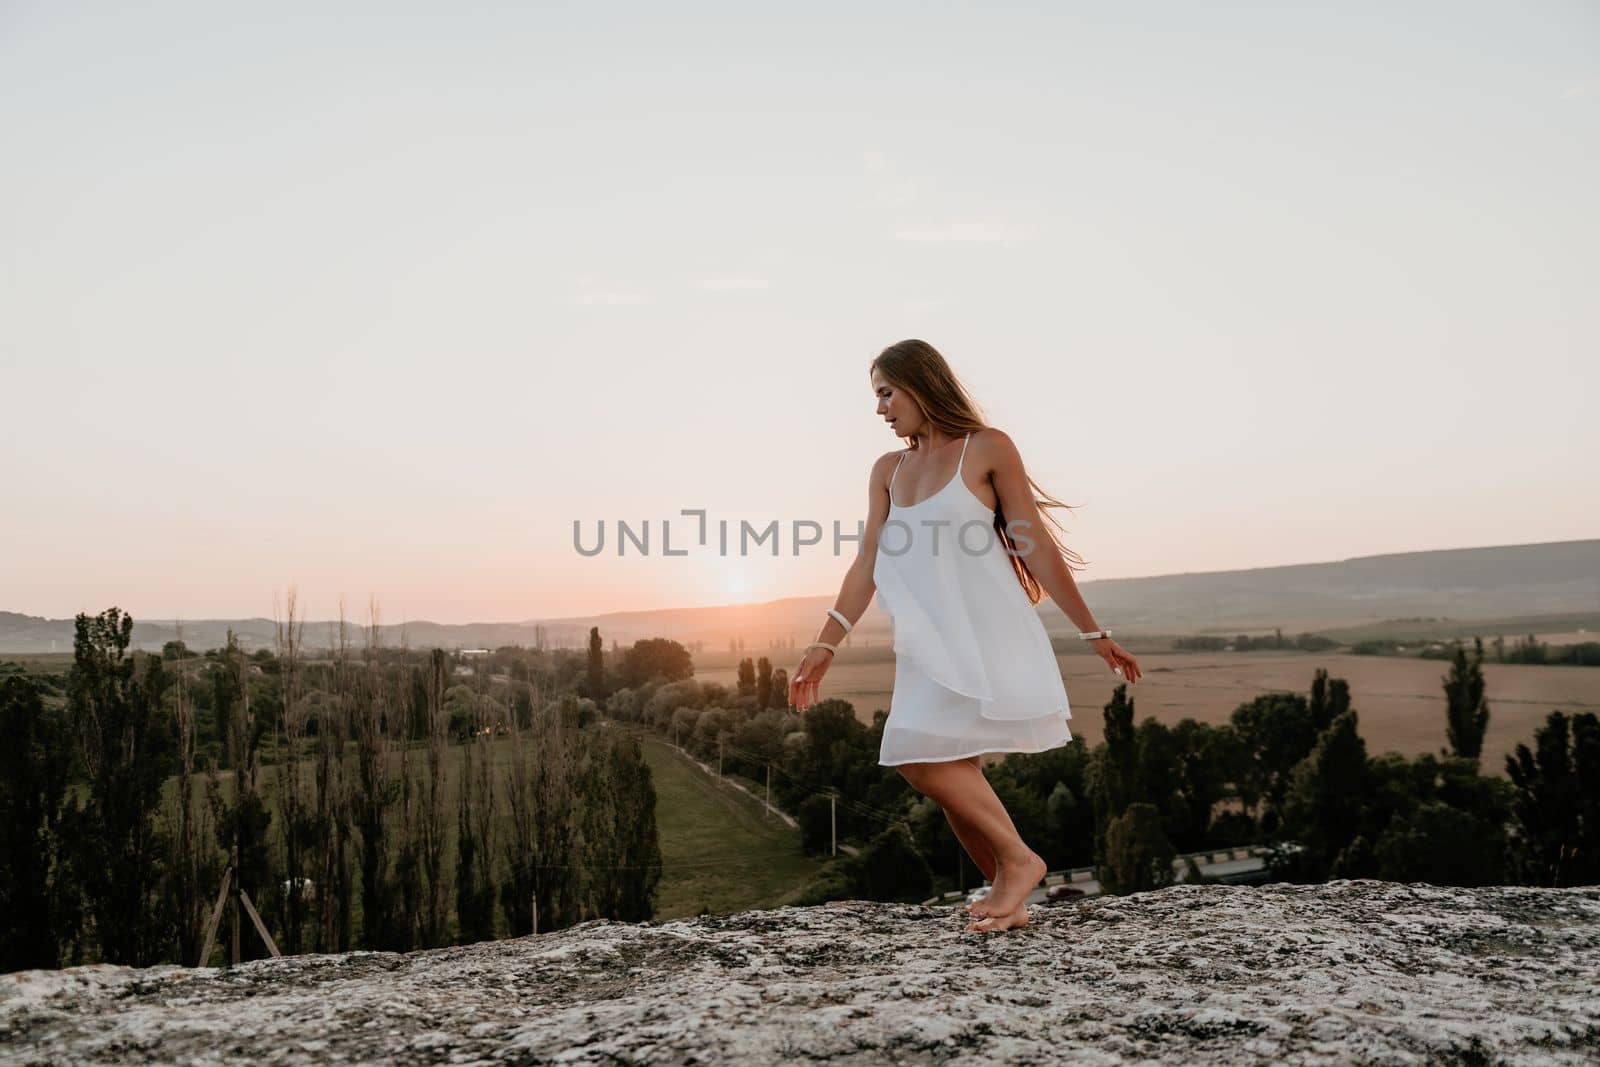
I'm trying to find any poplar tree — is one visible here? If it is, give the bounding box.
[756,656,773,709]
[1444,638,1491,761]
[0,676,76,970]
[1089,684,1138,876]
[1505,711,1600,886]
[206,629,274,960]
[68,608,177,965]
[587,627,605,698]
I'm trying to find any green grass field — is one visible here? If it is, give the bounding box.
[632,731,830,920]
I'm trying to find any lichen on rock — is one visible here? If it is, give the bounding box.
[3,880,1598,1064]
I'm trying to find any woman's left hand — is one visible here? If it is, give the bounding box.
[789,646,834,712]
[1093,638,1142,685]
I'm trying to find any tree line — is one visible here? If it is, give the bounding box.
[0,605,661,973]
[1353,633,1600,665]
[1173,629,1337,652]
[603,635,1598,901]
[5,617,1594,974]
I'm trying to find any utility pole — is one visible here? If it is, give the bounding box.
[766,763,772,818]
[830,791,837,856]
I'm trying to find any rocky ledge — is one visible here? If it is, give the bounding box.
[3,880,1598,1065]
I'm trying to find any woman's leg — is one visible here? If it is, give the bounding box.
[942,758,996,881]
[898,757,1045,920]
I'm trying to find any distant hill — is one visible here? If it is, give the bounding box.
[1,538,1595,654]
[1055,538,1600,635]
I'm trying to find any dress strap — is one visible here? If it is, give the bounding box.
[889,451,908,493]
[956,432,970,475]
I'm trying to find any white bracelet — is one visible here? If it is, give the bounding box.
[826,608,853,633]
[806,641,838,654]
[1077,629,1112,641]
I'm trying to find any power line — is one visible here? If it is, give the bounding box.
[609,718,911,831]
[740,750,896,816]
[705,738,907,828]
[520,856,782,871]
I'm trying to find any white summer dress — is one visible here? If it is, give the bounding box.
[872,432,1073,766]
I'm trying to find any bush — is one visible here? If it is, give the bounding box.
[1099,802,1176,895]
[856,824,933,902]
[788,856,864,906]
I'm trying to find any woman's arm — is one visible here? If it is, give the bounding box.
[790,450,899,711]
[983,428,1143,683]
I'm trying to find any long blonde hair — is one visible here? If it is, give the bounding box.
[870,338,1088,604]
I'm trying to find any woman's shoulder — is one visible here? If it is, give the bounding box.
[965,427,1024,480]
[968,426,1018,456]
[868,448,910,495]
[871,448,908,475]
[969,425,1011,445]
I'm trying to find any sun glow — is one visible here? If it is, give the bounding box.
[717,560,759,602]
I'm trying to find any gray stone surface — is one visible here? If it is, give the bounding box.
[3,879,1597,1065]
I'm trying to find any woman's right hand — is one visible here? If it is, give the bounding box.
[789,647,834,712]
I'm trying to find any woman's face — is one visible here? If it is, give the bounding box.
[872,370,919,439]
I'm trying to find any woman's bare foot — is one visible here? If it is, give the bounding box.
[974,849,1045,918]
[964,871,1007,917]
[965,903,1030,933]
[966,870,1004,915]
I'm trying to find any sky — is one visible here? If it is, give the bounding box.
[2,1,1596,624]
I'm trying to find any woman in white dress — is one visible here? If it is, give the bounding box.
[789,339,1142,933]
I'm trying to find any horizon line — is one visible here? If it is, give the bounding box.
[8,535,1594,628]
